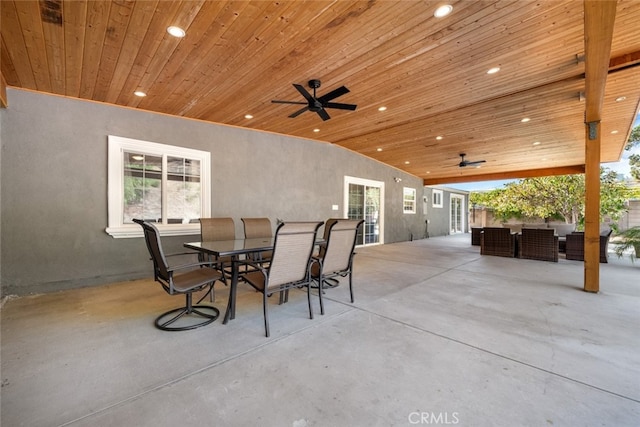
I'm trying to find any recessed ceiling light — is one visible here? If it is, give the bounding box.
[244,114,253,119]
[426,171,430,174]
[487,67,501,74]
[615,96,626,102]
[134,91,146,97]
[377,148,383,152]
[436,135,443,140]
[167,26,186,38]
[378,106,387,111]
[611,130,619,134]
[532,141,541,146]
[404,161,410,165]
[434,4,453,18]
[521,117,530,123]
[313,128,320,133]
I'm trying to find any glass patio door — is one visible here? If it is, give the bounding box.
[344,176,384,245]
[450,194,465,234]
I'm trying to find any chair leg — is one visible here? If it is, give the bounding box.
[318,275,325,315]
[307,282,314,319]
[197,282,216,304]
[263,292,270,337]
[155,292,219,331]
[348,272,354,303]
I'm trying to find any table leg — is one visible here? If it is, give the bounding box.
[223,255,239,324]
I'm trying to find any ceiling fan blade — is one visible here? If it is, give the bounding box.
[272,100,308,105]
[289,106,309,118]
[317,108,331,121]
[467,160,487,166]
[317,85,349,103]
[293,83,315,103]
[324,102,357,111]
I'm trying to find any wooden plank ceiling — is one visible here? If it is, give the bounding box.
[2,0,639,185]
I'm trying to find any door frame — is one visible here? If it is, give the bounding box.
[343,176,385,246]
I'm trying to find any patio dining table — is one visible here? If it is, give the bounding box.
[184,238,275,324]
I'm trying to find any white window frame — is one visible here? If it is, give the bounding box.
[432,189,444,208]
[403,187,416,214]
[106,135,211,238]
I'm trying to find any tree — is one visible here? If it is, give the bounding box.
[627,124,640,180]
[624,124,640,151]
[470,168,638,227]
[629,153,640,181]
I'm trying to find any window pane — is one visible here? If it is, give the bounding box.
[166,156,201,223]
[123,153,162,223]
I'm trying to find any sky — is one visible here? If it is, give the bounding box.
[448,112,640,192]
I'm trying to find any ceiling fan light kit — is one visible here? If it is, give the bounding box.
[271,79,357,121]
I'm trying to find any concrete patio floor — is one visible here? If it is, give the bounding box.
[2,234,639,427]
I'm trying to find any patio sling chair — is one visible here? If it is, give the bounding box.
[312,218,341,288]
[134,219,225,331]
[239,221,323,337]
[199,217,236,298]
[310,219,364,315]
[518,228,559,262]
[241,217,273,263]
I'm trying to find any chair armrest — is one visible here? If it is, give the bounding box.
[236,259,268,274]
[165,251,201,258]
[167,260,225,273]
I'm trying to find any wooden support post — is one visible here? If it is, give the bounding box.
[584,121,601,293]
[582,0,617,293]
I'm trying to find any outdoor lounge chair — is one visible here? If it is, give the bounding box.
[480,227,516,257]
[518,228,559,262]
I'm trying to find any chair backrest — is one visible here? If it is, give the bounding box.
[266,221,323,289]
[322,218,341,242]
[133,219,170,282]
[200,217,235,241]
[521,227,555,240]
[242,217,272,239]
[321,219,364,273]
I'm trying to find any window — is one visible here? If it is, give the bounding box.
[432,189,443,208]
[106,135,210,238]
[403,187,416,214]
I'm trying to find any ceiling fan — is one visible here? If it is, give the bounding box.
[271,79,357,121]
[458,153,487,167]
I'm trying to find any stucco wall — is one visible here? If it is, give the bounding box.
[1,88,427,296]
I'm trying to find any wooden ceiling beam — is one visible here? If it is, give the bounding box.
[423,165,586,186]
[1,69,7,107]
[584,0,617,123]
[609,50,640,71]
